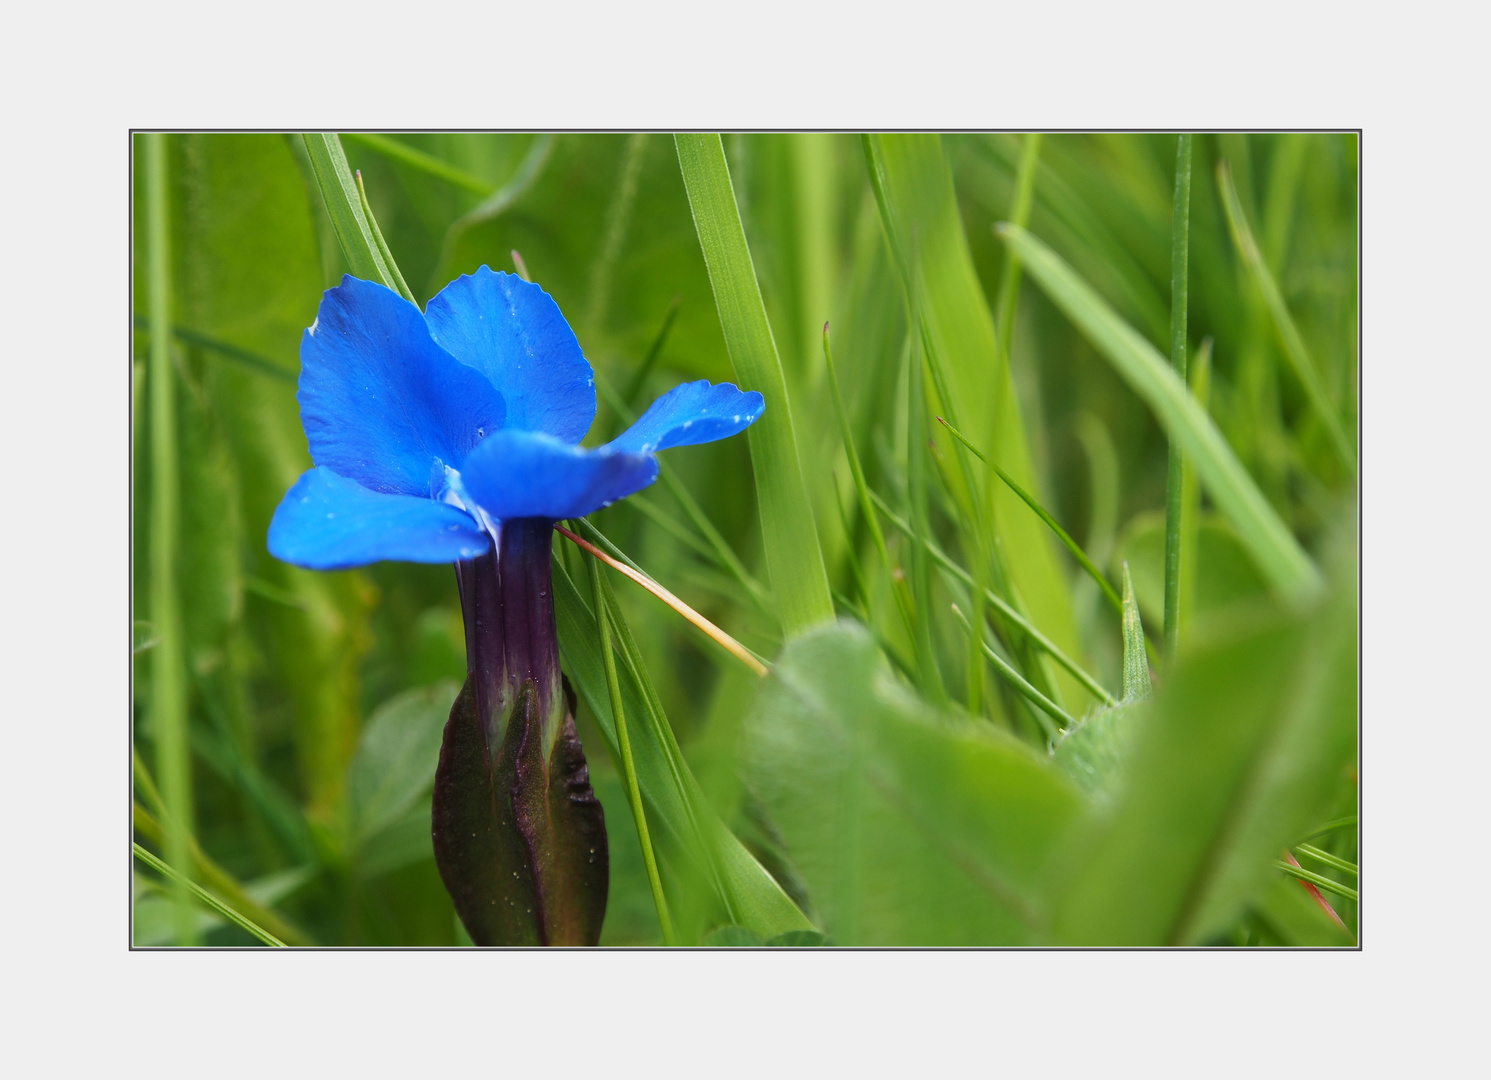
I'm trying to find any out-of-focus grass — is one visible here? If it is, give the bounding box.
[132,133,1357,945]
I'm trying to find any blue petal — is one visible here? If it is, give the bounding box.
[269,467,491,570]
[459,429,658,522]
[605,380,765,454]
[424,267,596,444]
[299,276,508,497]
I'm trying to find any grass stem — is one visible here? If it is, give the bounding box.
[950,605,1072,735]
[133,843,286,947]
[1217,160,1355,472]
[935,415,1121,614]
[144,132,195,945]
[870,490,1115,707]
[1163,134,1193,664]
[585,550,675,944]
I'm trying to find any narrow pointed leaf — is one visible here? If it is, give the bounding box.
[299,133,399,291]
[1120,563,1153,702]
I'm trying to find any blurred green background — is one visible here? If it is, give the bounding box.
[131,133,1357,946]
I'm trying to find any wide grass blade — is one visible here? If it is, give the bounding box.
[863,134,1083,703]
[142,132,195,945]
[998,223,1323,601]
[675,134,834,640]
[1216,160,1355,472]
[1163,135,1193,662]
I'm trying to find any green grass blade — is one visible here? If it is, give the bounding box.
[341,132,496,196]
[951,605,1072,736]
[1163,135,1194,662]
[1053,576,1356,944]
[823,325,917,641]
[905,320,945,704]
[1178,340,1212,649]
[133,801,313,946]
[133,843,286,947]
[1297,815,1357,844]
[675,134,834,640]
[299,133,398,290]
[993,133,1042,358]
[622,294,683,408]
[1294,843,1357,878]
[353,168,415,303]
[1216,160,1355,472]
[429,134,555,293]
[132,315,296,384]
[1274,860,1357,902]
[570,519,770,672]
[594,371,774,615]
[143,132,195,945]
[1120,563,1153,702]
[998,222,1323,601]
[552,559,814,938]
[870,491,1115,707]
[864,134,1083,704]
[935,414,1122,614]
[586,551,675,944]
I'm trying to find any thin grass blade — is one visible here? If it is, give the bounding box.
[585,552,675,944]
[1216,160,1355,471]
[133,843,286,947]
[341,132,497,196]
[998,222,1323,601]
[936,414,1122,614]
[951,605,1072,736]
[870,490,1115,707]
[1162,135,1194,662]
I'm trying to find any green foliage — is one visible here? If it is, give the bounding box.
[133,133,1357,946]
[675,134,835,638]
[742,622,1083,945]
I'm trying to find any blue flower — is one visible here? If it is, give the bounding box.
[267,267,764,570]
[264,267,764,947]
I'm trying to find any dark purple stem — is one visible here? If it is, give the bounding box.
[455,516,561,752]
